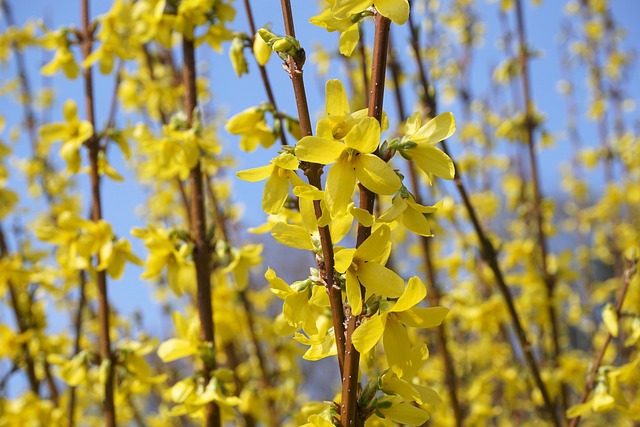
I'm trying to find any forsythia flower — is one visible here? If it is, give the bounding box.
[296,116,401,215]
[378,188,440,236]
[352,276,449,373]
[38,100,93,173]
[310,1,361,56]
[332,0,410,26]
[334,225,403,315]
[236,152,306,215]
[225,106,276,152]
[396,112,456,184]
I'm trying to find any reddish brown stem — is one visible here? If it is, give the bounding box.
[278,0,346,376]
[182,36,220,427]
[342,13,391,427]
[513,0,566,417]
[79,0,116,425]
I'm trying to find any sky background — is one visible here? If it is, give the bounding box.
[1,0,639,367]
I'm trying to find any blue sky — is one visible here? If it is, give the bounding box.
[1,0,639,339]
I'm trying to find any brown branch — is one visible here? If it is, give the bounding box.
[341,12,391,427]
[278,0,346,376]
[0,225,40,396]
[67,271,87,427]
[181,36,220,427]
[79,0,116,425]
[568,259,637,427]
[406,2,560,425]
[513,0,566,417]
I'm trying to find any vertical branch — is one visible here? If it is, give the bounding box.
[341,12,391,427]
[67,271,87,427]
[0,226,40,396]
[278,0,346,376]
[406,2,560,425]
[513,0,566,416]
[78,1,116,425]
[181,36,220,427]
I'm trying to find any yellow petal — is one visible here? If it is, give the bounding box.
[358,262,404,297]
[271,222,314,250]
[391,276,426,313]
[272,152,299,170]
[349,205,374,227]
[405,144,455,180]
[263,171,289,214]
[253,32,271,66]
[404,112,422,136]
[378,198,408,222]
[38,123,69,144]
[339,24,359,56]
[326,158,356,215]
[334,248,357,273]
[374,0,410,25]
[383,319,412,376]
[356,154,402,195]
[413,112,456,144]
[402,206,433,237]
[62,99,79,122]
[295,136,345,164]
[283,291,310,329]
[332,0,373,20]
[355,224,390,262]
[157,338,199,362]
[346,268,363,315]
[351,313,386,354]
[344,117,380,154]
[397,306,449,328]
[236,164,273,182]
[378,400,430,425]
[326,79,350,119]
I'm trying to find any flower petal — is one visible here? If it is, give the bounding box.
[351,313,386,354]
[263,171,289,214]
[374,0,410,25]
[295,136,345,164]
[358,262,404,297]
[334,248,357,273]
[391,276,426,313]
[344,117,380,154]
[383,318,412,376]
[326,158,356,215]
[326,79,350,119]
[236,164,273,182]
[397,306,449,328]
[405,144,455,180]
[355,224,390,262]
[271,222,314,250]
[332,0,374,20]
[356,154,402,195]
[346,268,363,315]
[414,112,456,145]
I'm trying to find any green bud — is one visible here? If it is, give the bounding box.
[258,28,277,45]
[273,38,293,53]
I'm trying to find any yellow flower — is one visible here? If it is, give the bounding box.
[351,276,448,374]
[334,225,404,315]
[296,115,401,215]
[310,1,361,56]
[378,190,440,236]
[38,99,93,173]
[332,0,410,26]
[236,152,306,215]
[396,112,456,184]
[225,106,276,152]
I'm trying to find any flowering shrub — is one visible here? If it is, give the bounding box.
[0,0,638,426]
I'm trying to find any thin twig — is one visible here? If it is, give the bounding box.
[513,0,567,417]
[278,0,346,376]
[78,0,116,425]
[181,35,220,427]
